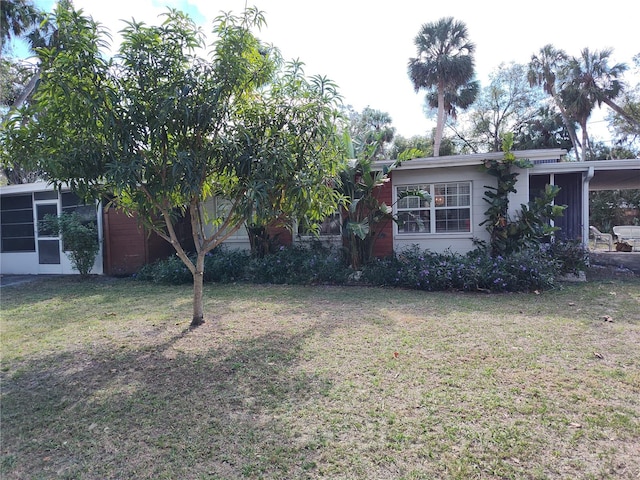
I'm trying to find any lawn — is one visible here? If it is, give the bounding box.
[1,276,639,479]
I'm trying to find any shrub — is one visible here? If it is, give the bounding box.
[203,248,251,283]
[135,255,191,284]
[135,241,576,292]
[43,212,99,276]
[546,240,589,275]
[361,245,559,292]
[246,243,350,285]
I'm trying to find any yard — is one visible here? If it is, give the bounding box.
[1,277,639,479]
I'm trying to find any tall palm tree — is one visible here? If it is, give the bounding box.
[528,44,582,159]
[565,48,640,134]
[408,17,477,157]
[561,81,594,161]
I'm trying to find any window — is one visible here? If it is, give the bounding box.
[396,182,471,234]
[1,194,35,252]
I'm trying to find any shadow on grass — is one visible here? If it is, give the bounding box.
[1,325,334,479]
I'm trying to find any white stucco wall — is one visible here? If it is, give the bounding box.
[391,165,494,254]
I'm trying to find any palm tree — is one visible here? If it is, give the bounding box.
[564,48,640,134]
[408,17,477,157]
[528,44,582,159]
[561,81,594,161]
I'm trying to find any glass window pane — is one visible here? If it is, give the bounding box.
[38,239,60,264]
[1,209,33,223]
[37,204,58,236]
[1,194,32,210]
[61,191,82,207]
[2,238,36,252]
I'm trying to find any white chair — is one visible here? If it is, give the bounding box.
[589,226,613,251]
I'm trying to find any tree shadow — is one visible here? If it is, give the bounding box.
[1,324,337,479]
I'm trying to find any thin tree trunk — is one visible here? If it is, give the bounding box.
[191,252,206,327]
[552,90,581,160]
[602,97,640,130]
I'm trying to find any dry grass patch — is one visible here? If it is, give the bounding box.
[1,277,639,479]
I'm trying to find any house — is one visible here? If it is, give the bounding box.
[0,182,173,275]
[373,151,639,256]
[2,151,638,275]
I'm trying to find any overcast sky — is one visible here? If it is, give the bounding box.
[22,0,640,140]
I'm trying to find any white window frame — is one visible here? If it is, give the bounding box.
[395,181,472,235]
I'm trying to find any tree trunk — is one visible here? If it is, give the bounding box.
[602,97,640,130]
[190,252,206,327]
[434,87,446,157]
[552,91,581,160]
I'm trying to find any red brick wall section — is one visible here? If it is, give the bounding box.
[372,178,394,258]
[102,209,173,276]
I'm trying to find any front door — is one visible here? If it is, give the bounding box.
[35,202,63,274]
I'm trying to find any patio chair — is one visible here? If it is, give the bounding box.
[589,226,613,251]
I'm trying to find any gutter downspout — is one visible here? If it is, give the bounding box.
[582,166,594,248]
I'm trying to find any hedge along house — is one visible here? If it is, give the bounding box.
[371,150,640,256]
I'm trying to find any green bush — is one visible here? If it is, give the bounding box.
[246,243,349,285]
[43,212,99,276]
[135,244,350,286]
[545,240,589,275]
[135,241,583,292]
[135,255,191,284]
[361,245,559,292]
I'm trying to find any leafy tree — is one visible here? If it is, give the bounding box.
[389,134,432,159]
[566,48,639,131]
[344,106,395,159]
[237,61,346,257]
[528,45,582,159]
[1,0,42,49]
[1,0,56,113]
[454,63,544,153]
[1,4,345,327]
[607,53,640,150]
[590,190,640,233]
[340,146,427,270]
[559,48,633,161]
[512,105,573,151]
[408,17,478,156]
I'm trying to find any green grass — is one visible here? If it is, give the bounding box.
[1,276,639,479]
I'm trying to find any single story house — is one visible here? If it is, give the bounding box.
[1,150,638,275]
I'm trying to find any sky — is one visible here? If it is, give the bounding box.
[15,0,640,141]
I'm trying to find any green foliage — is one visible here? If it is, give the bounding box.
[589,189,640,232]
[481,133,565,256]
[136,244,349,286]
[361,245,563,292]
[1,3,346,325]
[389,134,432,159]
[43,212,99,276]
[137,240,584,292]
[546,240,589,276]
